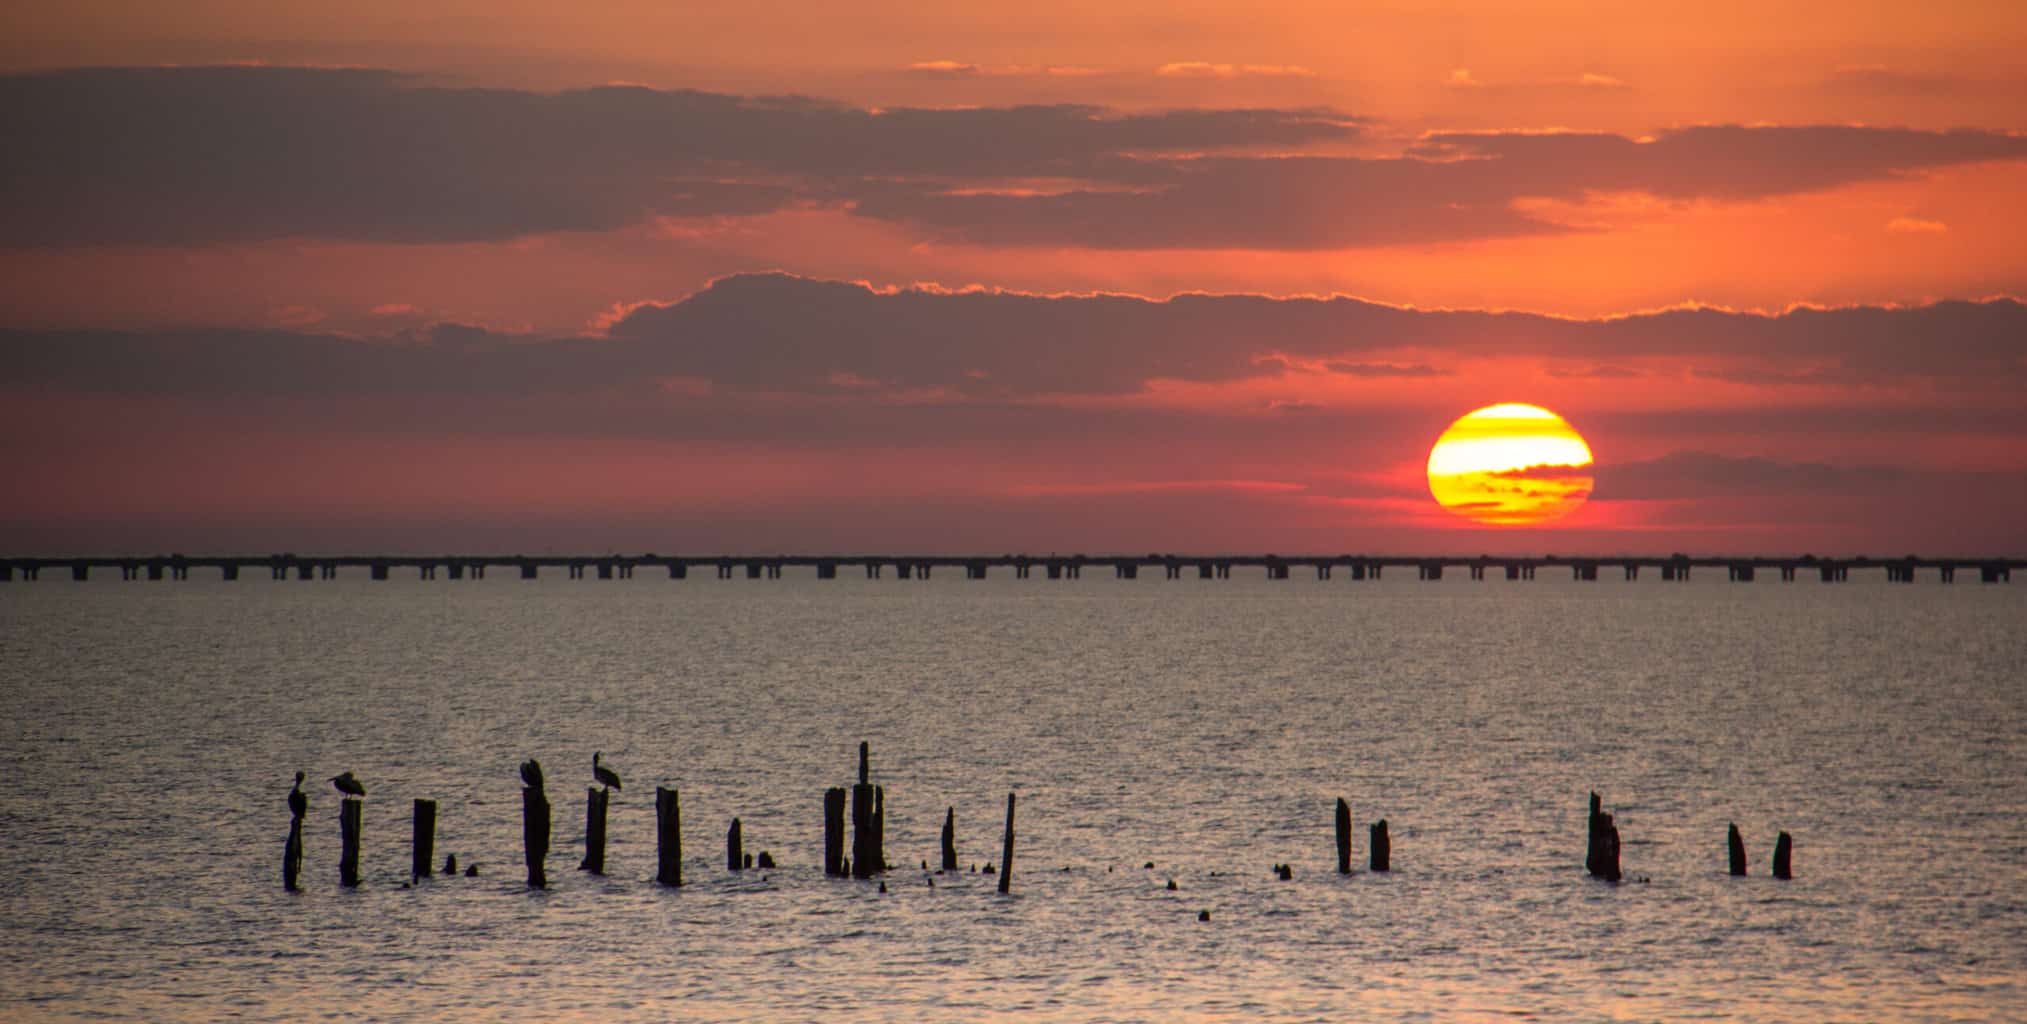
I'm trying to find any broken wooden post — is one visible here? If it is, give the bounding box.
[580,787,608,874]
[412,799,436,881]
[941,806,958,871]
[823,787,847,876]
[655,787,683,887]
[998,792,1016,895]
[1586,792,1622,881]
[1728,822,1747,876]
[851,743,878,878]
[1772,831,1793,879]
[1370,819,1390,872]
[727,817,743,871]
[874,785,887,872]
[1335,797,1352,874]
[523,784,551,889]
[338,798,363,887]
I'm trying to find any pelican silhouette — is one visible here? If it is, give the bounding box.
[593,752,622,791]
[287,771,307,818]
[330,771,365,798]
[520,758,545,792]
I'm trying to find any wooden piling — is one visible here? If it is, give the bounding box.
[283,816,304,892]
[851,743,878,879]
[655,787,683,887]
[1335,797,1352,874]
[1585,792,1622,882]
[1585,792,1604,876]
[727,817,743,871]
[580,787,608,874]
[1370,819,1390,872]
[522,786,551,889]
[1728,822,1747,876]
[412,799,436,881]
[338,798,362,887]
[874,785,887,872]
[941,806,958,871]
[998,792,1016,895]
[824,787,847,877]
[1772,831,1793,879]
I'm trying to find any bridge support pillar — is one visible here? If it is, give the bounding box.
[865,563,881,579]
[1470,564,1484,580]
[521,563,539,580]
[818,562,837,579]
[1939,566,1953,583]
[1317,564,1331,580]
[420,564,436,580]
[1046,563,1062,579]
[148,563,165,581]
[1623,565,1637,580]
[1729,565,1755,582]
[295,563,314,581]
[967,563,987,580]
[371,563,389,581]
[1419,564,1442,581]
[1780,566,1795,581]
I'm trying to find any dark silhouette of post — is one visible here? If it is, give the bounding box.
[1335,798,1353,874]
[284,814,305,892]
[998,792,1016,895]
[873,785,887,872]
[1369,819,1390,872]
[1586,792,1621,882]
[1772,831,1793,879]
[823,787,847,876]
[412,799,436,881]
[580,788,608,874]
[523,785,550,889]
[851,743,879,878]
[941,806,958,871]
[727,818,743,871]
[655,787,683,887]
[338,798,363,887]
[1728,823,1747,876]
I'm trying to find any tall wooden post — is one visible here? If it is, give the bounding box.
[1728,822,1747,876]
[1772,831,1793,879]
[655,787,683,887]
[998,792,1016,895]
[1369,819,1390,872]
[523,786,551,889]
[412,799,436,881]
[338,798,362,887]
[824,787,847,876]
[941,806,958,871]
[852,743,878,878]
[580,788,608,874]
[727,817,744,871]
[1335,797,1352,874]
[1586,792,1622,881]
[284,816,304,892]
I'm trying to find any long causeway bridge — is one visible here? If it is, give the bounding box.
[1,553,2017,583]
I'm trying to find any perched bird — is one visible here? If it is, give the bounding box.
[287,771,307,818]
[593,752,622,791]
[330,771,366,798]
[520,758,545,792]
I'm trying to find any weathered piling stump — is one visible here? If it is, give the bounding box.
[580,787,609,874]
[851,743,880,879]
[758,851,775,869]
[412,799,436,881]
[339,798,363,888]
[444,853,458,875]
[1335,797,1353,874]
[998,792,1017,895]
[1772,831,1793,879]
[523,785,551,889]
[823,787,847,877]
[941,806,959,871]
[1585,792,1621,882]
[1728,822,1747,876]
[655,787,683,887]
[874,785,887,871]
[727,818,744,871]
[1370,819,1391,872]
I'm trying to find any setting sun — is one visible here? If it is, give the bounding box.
[1427,403,1595,525]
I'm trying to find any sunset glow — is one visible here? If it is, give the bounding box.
[1427,404,1595,526]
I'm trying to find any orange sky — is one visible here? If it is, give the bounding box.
[2,2,2023,554]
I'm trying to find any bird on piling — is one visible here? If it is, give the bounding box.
[330,771,365,798]
[287,772,307,818]
[593,752,622,791]
[520,758,545,792]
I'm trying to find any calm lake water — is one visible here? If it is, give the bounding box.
[2,574,2024,1021]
